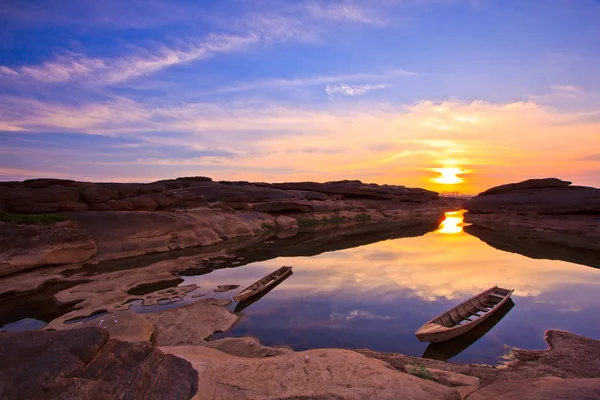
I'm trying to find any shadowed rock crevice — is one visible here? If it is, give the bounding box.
[0,327,198,400]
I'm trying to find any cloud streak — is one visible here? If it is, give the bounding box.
[0,34,258,85]
[325,83,391,96]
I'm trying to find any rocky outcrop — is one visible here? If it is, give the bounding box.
[72,209,276,261]
[262,180,439,202]
[144,298,239,346]
[465,178,600,215]
[0,221,97,276]
[162,345,461,400]
[359,330,600,385]
[0,327,198,400]
[0,177,440,214]
[0,177,456,273]
[70,310,154,343]
[203,337,293,358]
[466,377,600,400]
[464,178,600,254]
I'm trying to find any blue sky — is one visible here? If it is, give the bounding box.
[1,0,599,192]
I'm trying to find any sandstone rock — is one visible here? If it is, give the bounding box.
[0,221,97,276]
[265,180,440,202]
[80,185,120,203]
[0,327,198,400]
[70,310,154,343]
[359,330,600,385]
[467,377,600,400]
[118,183,143,198]
[89,202,113,211]
[162,345,461,400]
[478,178,572,196]
[144,298,239,346]
[71,210,273,261]
[129,194,159,211]
[252,200,316,213]
[275,215,298,229]
[464,179,600,215]
[404,364,480,387]
[5,186,88,213]
[108,198,134,211]
[204,337,293,358]
[23,178,82,188]
[148,192,183,208]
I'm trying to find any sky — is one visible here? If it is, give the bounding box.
[1,0,599,194]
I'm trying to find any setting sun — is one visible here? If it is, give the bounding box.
[431,167,467,185]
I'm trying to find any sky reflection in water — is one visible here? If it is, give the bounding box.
[184,211,600,364]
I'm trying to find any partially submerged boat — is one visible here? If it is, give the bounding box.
[233,266,293,303]
[415,286,514,343]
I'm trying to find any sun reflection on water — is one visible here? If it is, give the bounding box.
[436,210,469,234]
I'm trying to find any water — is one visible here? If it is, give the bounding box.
[183,211,600,364]
[2,210,599,365]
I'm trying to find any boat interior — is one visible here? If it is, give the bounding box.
[433,287,512,328]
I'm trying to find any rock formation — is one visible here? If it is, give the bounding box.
[358,330,600,384]
[0,327,198,400]
[0,177,459,276]
[464,178,600,259]
[0,221,97,276]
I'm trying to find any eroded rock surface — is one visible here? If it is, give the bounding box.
[465,178,600,214]
[145,298,239,346]
[204,336,293,358]
[0,221,97,276]
[69,310,154,343]
[464,178,600,254]
[162,345,461,400]
[358,330,600,385]
[0,327,198,400]
[467,377,600,400]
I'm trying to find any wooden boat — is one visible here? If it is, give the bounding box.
[233,266,293,303]
[234,269,293,313]
[415,286,514,343]
[422,299,515,361]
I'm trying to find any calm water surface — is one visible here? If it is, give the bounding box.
[182,211,600,364]
[2,211,599,365]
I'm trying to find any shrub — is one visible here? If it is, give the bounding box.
[0,211,70,225]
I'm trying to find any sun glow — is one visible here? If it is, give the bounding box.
[436,210,468,234]
[431,167,466,185]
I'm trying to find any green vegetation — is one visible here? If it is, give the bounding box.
[408,361,434,381]
[0,211,70,225]
[353,213,371,222]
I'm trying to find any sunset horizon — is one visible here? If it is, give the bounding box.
[1,0,599,194]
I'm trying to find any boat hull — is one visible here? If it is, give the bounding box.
[415,286,514,343]
[233,266,293,303]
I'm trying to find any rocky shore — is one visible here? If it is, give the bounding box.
[2,325,599,399]
[1,177,460,276]
[2,176,600,399]
[464,178,600,268]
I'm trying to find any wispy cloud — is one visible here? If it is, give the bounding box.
[325,83,391,96]
[0,34,258,85]
[197,69,414,96]
[307,2,385,25]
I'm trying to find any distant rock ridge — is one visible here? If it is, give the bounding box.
[0,177,439,214]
